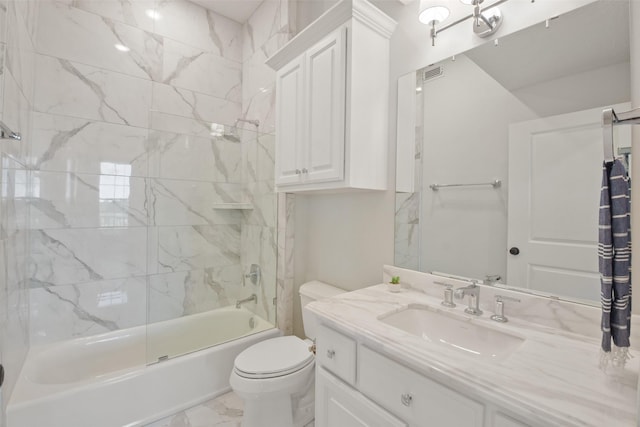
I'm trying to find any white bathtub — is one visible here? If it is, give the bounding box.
[7,306,280,427]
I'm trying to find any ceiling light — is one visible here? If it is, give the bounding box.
[419,1,451,46]
[419,5,450,25]
[114,44,130,52]
[428,0,510,46]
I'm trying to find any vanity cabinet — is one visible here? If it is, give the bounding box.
[316,367,406,427]
[266,0,397,193]
[315,324,533,427]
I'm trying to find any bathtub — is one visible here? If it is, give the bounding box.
[7,306,280,427]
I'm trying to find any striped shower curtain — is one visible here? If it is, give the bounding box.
[599,159,632,367]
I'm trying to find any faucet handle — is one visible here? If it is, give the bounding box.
[434,281,456,307]
[490,295,520,323]
[442,287,456,308]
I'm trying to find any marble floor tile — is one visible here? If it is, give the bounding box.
[145,391,314,427]
[144,391,243,427]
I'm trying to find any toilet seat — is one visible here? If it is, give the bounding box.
[234,336,314,379]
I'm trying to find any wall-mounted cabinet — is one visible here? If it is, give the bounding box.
[266,0,397,193]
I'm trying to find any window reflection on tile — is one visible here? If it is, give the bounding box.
[99,162,132,227]
[97,290,128,308]
[2,169,40,199]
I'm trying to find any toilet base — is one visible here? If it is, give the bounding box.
[236,370,315,427]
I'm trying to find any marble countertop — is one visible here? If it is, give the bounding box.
[308,284,639,427]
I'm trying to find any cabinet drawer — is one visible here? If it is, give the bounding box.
[316,325,357,385]
[358,346,484,427]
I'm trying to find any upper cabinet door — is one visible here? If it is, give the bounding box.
[275,55,305,186]
[304,26,347,184]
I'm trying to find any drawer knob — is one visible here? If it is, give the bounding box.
[401,393,413,407]
[326,349,336,359]
[295,169,301,175]
[302,168,308,174]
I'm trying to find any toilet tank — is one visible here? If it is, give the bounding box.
[299,281,345,340]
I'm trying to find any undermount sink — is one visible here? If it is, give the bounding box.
[379,305,524,361]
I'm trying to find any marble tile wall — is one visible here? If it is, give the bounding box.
[240,0,293,330]
[27,0,255,347]
[394,85,422,271]
[0,0,36,418]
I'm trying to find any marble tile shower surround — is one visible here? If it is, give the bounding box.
[0,0,37,415]
[240,0,293,330]
[20,0,292,347]
[394,192,419,270]
[394,88,422,272]
[383,265,640,346]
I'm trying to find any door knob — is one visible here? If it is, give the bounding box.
[401,393,413,407]
[509,247,520,255]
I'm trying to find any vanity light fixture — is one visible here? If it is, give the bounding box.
[419,0,451,46]
[424,0,513,46]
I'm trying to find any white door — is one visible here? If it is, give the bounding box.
[508,104,631,302]
[275,54,305,186]
[316,368,407,427]
[304,26,347,184]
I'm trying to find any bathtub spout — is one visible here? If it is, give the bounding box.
[236,294,257,309]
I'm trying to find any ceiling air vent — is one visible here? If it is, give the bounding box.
[422,66,443,83]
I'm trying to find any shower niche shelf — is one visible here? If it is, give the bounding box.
[212,203,253,210]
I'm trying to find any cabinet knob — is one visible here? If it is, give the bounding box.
[401,393,413,407]
[302,168,308,174]
[295,169,301,175]
[509,247,520,255]
[326,349,336,359]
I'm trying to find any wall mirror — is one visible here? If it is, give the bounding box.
[394,0,632,305]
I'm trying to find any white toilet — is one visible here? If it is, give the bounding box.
[230,281,345,427]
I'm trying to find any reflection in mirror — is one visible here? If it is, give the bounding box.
[394,0,631,305]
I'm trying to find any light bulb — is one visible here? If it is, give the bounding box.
[419,5,450,24]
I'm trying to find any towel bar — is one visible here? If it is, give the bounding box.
[429,179,501,191]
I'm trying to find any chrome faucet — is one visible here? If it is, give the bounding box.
[236,294,257,309]
[244,264,261,285]
[454,281,483,316]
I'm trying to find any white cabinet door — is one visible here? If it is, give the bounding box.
[507,103,630,302]
[304,26,347,184]
[275,55,305,186]
[316,367,407,427]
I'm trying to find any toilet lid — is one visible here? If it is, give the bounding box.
[234,336,314,379]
